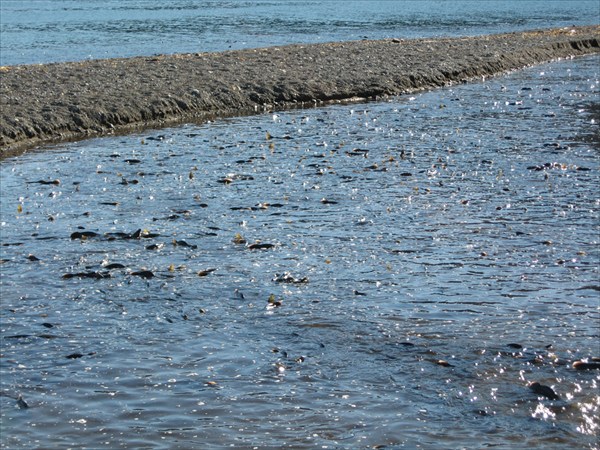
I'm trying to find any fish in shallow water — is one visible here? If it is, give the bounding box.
[528,381,559,400]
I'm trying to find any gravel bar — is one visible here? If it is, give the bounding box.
[1,26,598,158]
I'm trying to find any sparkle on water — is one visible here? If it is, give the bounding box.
[1,56,599,448]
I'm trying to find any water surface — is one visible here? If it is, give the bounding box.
[1,0,598,65]
[1,55,598,449]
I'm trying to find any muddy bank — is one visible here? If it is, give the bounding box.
[1,26,598,159]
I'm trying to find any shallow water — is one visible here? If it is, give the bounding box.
[1,0,598,65]
[1,55,599,448]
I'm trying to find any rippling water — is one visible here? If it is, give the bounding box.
[1,55,598,448]
[1,0,599,65]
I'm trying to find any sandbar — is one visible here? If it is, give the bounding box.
[1,26,598,159]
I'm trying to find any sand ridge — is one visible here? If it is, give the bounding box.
[1,26,598,158]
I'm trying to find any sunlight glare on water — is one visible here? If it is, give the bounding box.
[1,56,599,448]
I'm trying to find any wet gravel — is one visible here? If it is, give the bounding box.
[1,26,599,157]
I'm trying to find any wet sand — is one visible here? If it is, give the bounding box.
[1,26,598,159]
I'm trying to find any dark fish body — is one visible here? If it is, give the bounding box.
[70,231,99,239]
[529,382,559,400]
[248,243,275,250]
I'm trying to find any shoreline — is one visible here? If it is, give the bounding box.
[1,26,598,159]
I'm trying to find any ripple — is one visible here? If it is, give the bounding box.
[1,56,599,449]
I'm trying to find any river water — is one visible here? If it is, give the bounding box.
[1,1,600,450]
[1,0,599,66]
[1,54,599,448]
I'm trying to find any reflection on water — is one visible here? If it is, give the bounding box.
[1,56,599,449]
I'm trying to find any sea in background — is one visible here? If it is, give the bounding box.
[1,1,599,449]
[1,0,599,65]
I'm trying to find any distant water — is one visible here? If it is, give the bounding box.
[0,0,599,65]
